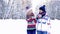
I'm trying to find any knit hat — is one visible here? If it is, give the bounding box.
[39,5,46,12]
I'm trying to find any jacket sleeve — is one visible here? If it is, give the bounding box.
[47,17,51,33]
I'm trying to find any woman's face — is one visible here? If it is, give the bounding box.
[39,10,43,14]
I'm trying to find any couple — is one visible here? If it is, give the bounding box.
[26,5,51,34]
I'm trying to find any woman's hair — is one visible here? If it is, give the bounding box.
[42,11,46,17]
[26,8,34,19]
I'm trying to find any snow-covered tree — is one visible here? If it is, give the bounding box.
[0,0,31,19]
[46,0,60,20]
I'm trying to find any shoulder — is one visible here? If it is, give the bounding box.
[43,15,50,20]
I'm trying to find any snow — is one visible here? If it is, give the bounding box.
[0,19,27,34]
[50,19,60,34]
[0,19,60,34]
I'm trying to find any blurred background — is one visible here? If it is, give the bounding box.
[0,0,60,20]
[0,0,32,19]
[0,0,60,34]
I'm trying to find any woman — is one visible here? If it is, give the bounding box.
[36,5,51,34]
[26,8,36,34]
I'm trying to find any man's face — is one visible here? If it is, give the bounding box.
[39,10,43,13]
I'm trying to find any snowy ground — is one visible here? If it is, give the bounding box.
[0,19,27,34]
[0,19,60,34]
[50,19,60,34]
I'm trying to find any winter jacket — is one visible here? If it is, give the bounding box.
[26,13,36,30]
[36,14,51,31]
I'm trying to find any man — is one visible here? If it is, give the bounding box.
[36,5,51,34]
[26,8,36,34]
